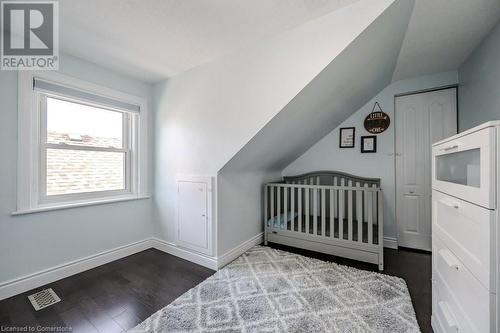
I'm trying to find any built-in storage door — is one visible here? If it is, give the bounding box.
[176,176,213,255]
[395,88,457,251]
[432,127,495,209]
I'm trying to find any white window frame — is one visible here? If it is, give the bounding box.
[14,71,149,215]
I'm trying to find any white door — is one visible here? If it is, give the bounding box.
[395,88,457,251]
[176,177,212,255]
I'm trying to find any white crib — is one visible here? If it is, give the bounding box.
[264,171,384,270]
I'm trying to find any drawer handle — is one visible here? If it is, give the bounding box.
[438,301,459,331]
[440,144,459,151]
[439,249,460,270]
[439,199,459,209]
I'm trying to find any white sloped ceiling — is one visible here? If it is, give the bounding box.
[220,0,414,174]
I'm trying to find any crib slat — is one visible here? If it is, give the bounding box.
[305,186,310,234]
[313,188,318,236]
[284,186,288,230]
[291,186,295,231]
[348,180,353,241]
[316,174,321,234]
[368,187,373,245]
[308,178,313,232]
[264,185,268,225]
[321,188,326,237]
[339,179,344,239]
[364,184,369,223]
[372,184,378,224]
[378,191,384,263]
[277,186,281,227]
[270,186,275,229]
[356,182,363,243]
[329,188,334,238]
[333,177,338,219]
[298,186,302,232]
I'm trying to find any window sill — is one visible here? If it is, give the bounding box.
[12,195,151,216]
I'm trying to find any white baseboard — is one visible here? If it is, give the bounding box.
[383,237,398,249]
[151,238,218,271]
[0,235,265,301]
[4,231,392,301]
[0,238,152,301]
[216,233,264,269]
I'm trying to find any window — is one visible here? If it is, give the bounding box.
[43,97,128,198]
[16,72,149,214]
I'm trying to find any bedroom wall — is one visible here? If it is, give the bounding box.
[215,0,414,256]
[0,54,155,285]
[283,70,459,242]
[217,169,282,255]
[152,0,397,254]
[458,21,500,131]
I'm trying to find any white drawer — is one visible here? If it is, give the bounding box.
[432,126,495,209]
[433,236,494,332]
[432,190,496,291]
[432,272,477,333]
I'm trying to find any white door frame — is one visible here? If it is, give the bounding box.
[393,85,458,250]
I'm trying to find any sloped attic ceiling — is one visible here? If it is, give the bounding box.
[219,0,414,174]
[393,0,500,81]
[59,0,361,82]
[154,0,396,178]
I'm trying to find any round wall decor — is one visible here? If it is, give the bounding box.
[364,102,390,134]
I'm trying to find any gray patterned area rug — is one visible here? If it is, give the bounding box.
[129,246,420,332]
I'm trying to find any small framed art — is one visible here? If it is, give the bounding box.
[361,135,377,153]
[339,127,355,148]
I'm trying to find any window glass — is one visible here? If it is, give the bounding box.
[46,97,123,149]
[46,149,125,196]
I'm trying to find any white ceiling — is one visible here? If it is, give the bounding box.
[59,0,359,82]
[392,0,500,81]
[60,0,500,83]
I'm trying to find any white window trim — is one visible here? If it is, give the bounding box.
[38,94,133,203]
[14,71,149,215]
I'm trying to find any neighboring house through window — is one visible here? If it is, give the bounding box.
[15,72,149,214]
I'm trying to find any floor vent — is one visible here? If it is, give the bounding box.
[28,288,61,311]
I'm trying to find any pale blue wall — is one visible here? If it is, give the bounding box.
[283,71,459,240]
[0,54,155,284]
[459,22,500,131]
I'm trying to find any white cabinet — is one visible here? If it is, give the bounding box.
[176,176,213,255]
[432,121,500,333]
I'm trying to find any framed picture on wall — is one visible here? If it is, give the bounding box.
[361,135,377,153]
[339,127,355,148]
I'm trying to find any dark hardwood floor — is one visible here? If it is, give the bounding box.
[0,249,214,332]
[0,245,431,333]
